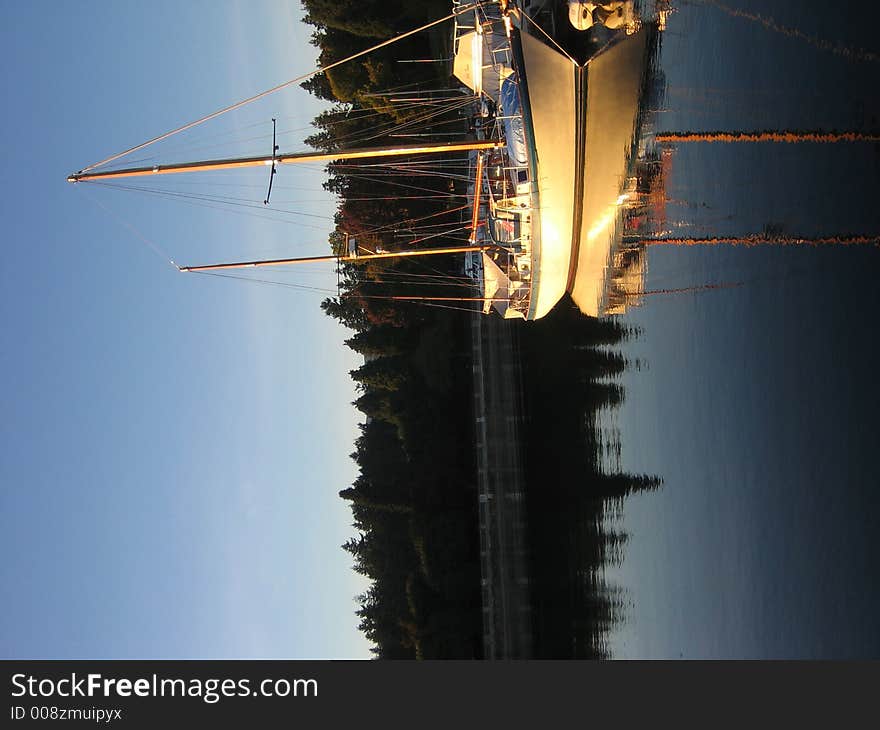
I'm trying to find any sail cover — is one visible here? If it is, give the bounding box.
[500,77,528,168]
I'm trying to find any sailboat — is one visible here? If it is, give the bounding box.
[67,0,662,321]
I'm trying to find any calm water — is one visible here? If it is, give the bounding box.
[596,0,880,658]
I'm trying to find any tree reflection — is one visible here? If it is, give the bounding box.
[520,298,661,658]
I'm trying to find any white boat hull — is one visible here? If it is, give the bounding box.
[515,23,653,318]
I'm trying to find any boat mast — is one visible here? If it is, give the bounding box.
[178,245,501,273]
[67,140,503,183]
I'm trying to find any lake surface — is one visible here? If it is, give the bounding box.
[592,0,880,658]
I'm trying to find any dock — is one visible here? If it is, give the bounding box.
[471,314,533,659]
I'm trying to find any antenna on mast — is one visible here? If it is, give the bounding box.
[263,118,279,205]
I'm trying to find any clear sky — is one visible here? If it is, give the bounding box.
[2,1,372,658]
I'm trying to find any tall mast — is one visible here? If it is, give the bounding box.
[178,245,500,272]
[67,140,503,183]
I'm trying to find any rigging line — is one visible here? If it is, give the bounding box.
[353,262,460,285]
[354,258,474,279]
[138,132,289,162]
[385,221,474,235]
[345,294,496,317]
[318,96,476,147]
[428,213,478,226]
[340,154,471,165]
[273,196,451,206]
[335,174,467,186]
[333,173,462,197]
[197,192,456,204]
[390,132,474,138]
[334,167,473,183]
[355,169,473,182]
[349,103,477,146]
[90,191,332,231]
[379,96,472,108]
[310,269,466,286]
[117,121,280,164]
[341,194,461,201]
[400,233,472,243]
[84,180,293,208]
[354,296,479,313]
[332,166,469,176]
[75,184,177,268]
[103,180,346,204]
[79,4,479,173]
[391,224,473,235]
[192,270,338,294]
[335,163,471,175]
[138,107,445,163]
[357,204,470,235]
[340,155,472,166]
[120,179,329,192]
[338,157,472,169]
[342,290,483,302]
[345,233,471,281]
[382,103,468,113]
[342,290,482,314]
[407,224,473,245]
[366,77,446,94]
[355,96,476,132]
[362,87,467,98]
[83,180,335,222]
[83,181,331,232]
[359,276,476,287]
[389,224,474,236]
[400,300,483,314]
[343,94,470,112]
[308,96,468,132]
[518,7,577,64]
[150,99,457,160]
[359,267,475,282]
[254,266,348,278]
[313,107,472,152]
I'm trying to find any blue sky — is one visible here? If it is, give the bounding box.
[2,1,372,658]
